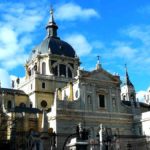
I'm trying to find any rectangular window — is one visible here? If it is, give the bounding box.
[42,82,45,89]
[99,94,105,107]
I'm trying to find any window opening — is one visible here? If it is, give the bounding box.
[7,100,12,109]
[60,64,66,77]
[99,94,105,107]
[42,62,46,75]
[52,66,58,76]
[68,67,72,78]
[42,82,45,89]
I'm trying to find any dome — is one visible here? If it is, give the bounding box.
[29,9,76,61]
[31,36,76,59]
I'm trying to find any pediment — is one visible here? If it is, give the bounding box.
[82,68,119,83]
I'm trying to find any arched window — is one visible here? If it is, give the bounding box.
[7,100,12,109]
[68,67,72,78]
[52,66,58,76]
[42,62,46,75]
[59,64,66,77]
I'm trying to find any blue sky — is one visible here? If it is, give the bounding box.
[0,0,150,100]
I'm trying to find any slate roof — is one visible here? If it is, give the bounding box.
[9,106,42,113]
[0,88,27,96]
[122,100,150,108]
[30,36,76,60]
[125,70,134,87]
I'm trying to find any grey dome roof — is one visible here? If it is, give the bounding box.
[33,36,76,58]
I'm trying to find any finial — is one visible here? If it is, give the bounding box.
[97,55,100,64]
[50,5,53,15]
[49,5,55,23]
[46,5,58,37]
[96,55,101,70]
[125,64,128,77]
[50,7,53,15]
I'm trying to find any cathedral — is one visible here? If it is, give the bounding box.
[0,8,150,150]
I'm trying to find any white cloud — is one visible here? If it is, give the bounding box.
[136,87,150,103]
[64,34,92,56]
[0,2,46,70]
[102,25,150,74]
[136,91,146,102]
[1,54,28,70]
[0,1,48,88]
[0,26,18,60]
[109,42,137,59]
[55,3,99,21]
[10,75,17,81]
[0,68,11,88]
[91,41,104,49]
[123,25,150,46]
[3,12,43,33]
[114,45,137,59]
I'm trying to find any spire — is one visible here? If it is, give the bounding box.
[96,55,101,70]
[125,64,133,87]
[46,7,58,37]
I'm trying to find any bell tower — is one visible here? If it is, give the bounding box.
[121,65,136,102]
